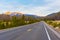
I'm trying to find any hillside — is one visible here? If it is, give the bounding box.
[0,12,41,21]
[0,12,41,29]
[45,12,60,20]
[0,14,12,20]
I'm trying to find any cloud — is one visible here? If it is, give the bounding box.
[17,0,60,16]
[0,0,60,16]
[17,6,50,16]
[46,0,60,12]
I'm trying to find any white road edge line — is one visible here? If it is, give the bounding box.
[46,24,60,38]
[43,21,60,38]
[44,25,51,40]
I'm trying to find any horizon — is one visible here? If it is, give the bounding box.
[0,0,60,16]
[0,11,59,17]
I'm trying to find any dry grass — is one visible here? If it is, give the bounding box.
[46,20,60,33]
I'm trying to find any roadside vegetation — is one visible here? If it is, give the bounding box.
[0,15,40,29]
[45,20,60,31]
[43,12,60,32]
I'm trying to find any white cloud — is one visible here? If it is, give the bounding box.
[47,0,60,12]
[0,0,60,16]
[18,6,50,16]
[20,0,60,16]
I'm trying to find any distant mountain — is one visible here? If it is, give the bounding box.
[10,12,23,16]
[0,12,41,21]
[24,14,40,18]
[9,12,41,19]
[4,12,22,16]
[45,12,60,20]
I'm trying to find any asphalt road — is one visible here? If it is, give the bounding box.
[0,21,60,40]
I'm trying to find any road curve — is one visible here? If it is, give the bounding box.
[0,21,60,40]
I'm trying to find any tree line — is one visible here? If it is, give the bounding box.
[0,15,40,29]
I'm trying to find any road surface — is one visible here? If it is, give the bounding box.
[0,21,60,40]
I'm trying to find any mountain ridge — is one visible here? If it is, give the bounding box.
[45,12,60,20]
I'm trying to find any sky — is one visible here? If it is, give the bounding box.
[0,0,60,16]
